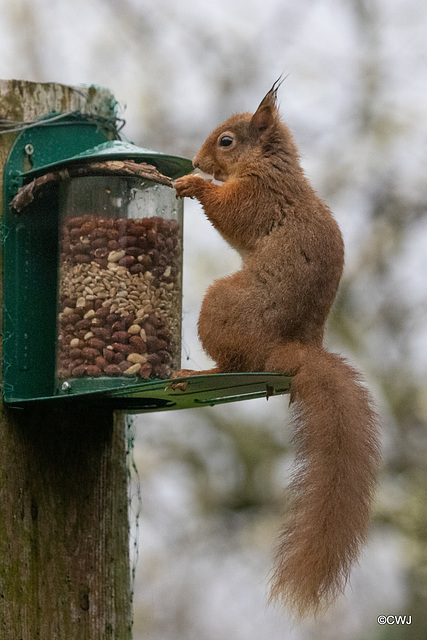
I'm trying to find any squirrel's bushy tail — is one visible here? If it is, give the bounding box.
[266,343,381,618]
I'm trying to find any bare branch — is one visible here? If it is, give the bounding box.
[11,160,173,212]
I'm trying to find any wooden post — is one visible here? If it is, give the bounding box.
[0,81,132,639]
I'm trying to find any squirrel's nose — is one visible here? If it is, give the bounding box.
[192,155,199,169]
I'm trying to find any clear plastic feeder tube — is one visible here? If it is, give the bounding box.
[56,175,182,385]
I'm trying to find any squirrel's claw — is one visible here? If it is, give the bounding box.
[174,174,206,199]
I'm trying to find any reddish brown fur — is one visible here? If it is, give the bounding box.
[174,81,381,618]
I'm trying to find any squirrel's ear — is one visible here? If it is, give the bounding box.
[250,102,276,134]
[250,76,284,134]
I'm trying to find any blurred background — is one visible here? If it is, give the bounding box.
[1,0,427,637]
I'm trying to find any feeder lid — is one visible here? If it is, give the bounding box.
[22,140,193,179]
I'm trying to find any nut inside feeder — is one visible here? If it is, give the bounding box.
[56,173,182,385]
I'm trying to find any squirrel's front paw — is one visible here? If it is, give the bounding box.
[174,174,207,199]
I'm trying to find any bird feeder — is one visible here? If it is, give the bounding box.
[2,114,290,411]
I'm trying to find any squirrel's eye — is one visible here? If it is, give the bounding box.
[219,135,233,147]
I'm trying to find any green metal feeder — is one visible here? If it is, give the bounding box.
[2,114,291,411]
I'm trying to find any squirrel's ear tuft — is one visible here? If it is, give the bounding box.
[250,75,285,134]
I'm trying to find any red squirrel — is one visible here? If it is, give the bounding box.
[174,79,381,618]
